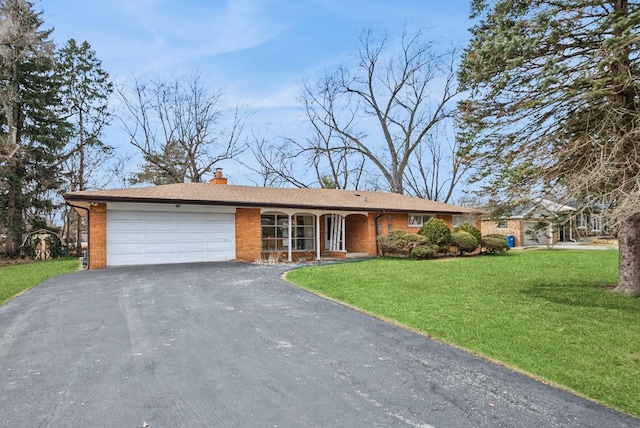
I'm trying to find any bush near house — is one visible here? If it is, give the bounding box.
[454,222,482,244]
[378,223,507,260]
[410,244,439,259]
[418,218,452,253]
[451,231,478,255]
[481,234,509,254]
[377,230,428,256]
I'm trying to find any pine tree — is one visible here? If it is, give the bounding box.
[57,39,112,255]
[0,0,70,257]
[459,0,640,294]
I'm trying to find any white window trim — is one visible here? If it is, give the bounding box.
[497,221,508,230]
[453,215,474,227]
[408,213,432,228]
[576,213,587,229]
[591,215,601,232]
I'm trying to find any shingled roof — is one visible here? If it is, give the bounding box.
[64,183,473,214]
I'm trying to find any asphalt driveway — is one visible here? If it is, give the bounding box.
[1,261,637,428]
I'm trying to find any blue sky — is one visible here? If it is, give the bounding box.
[42,0,474,187]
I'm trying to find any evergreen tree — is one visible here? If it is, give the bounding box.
[57,39,112,255]
[459,1,640,295]
[0,0,70,257]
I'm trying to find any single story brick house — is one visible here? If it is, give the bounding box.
[479,198,576,247]
[64,174,475,269]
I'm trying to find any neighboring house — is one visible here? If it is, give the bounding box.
[63,172,474,269]
[573,202,611,239]
[480,198,577,247]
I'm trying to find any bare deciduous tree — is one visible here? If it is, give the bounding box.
[302,28,460,195]
[404,125,469,202]
[118,72,248,184]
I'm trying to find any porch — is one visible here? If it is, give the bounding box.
[260,210,374,262]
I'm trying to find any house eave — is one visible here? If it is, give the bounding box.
[62,194,471,215]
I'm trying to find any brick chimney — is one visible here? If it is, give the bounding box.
[210,168,227,185]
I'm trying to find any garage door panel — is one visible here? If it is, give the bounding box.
[205,230,234,239]
[108,254,135,265]
[145,231,176,242]
[178,212,207,222]
[524,222,547,246]
[206,241,233,251]
[109,211,144,221]
[177,241,206,252]
[107,209,235,266]
[145,241,177,253]
[145,222,173,233]
[177,222,202,232]
[110,242,145,253]
[207,216,234,224]
[177,231,205,241]
[145,212,176,221]
[108,221,143,233]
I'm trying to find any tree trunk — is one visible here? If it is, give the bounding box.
[614,213,640,295]
[5,160,24,258]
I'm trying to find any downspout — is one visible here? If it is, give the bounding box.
[74,205,90,269]
[569,218,576,242]
[375,212,384,257]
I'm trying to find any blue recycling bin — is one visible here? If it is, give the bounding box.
[507,235,515,248]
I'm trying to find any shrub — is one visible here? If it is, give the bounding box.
[418,218,452,253]
[484,233,507,239]
[454,222,482,244]
[451,231,479,255]
[377,230,427,256]
[481,236,509,254]
[410,244,438,259]
[377,230,407,256]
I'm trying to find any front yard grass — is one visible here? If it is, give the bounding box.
[285,250,640,417]
[0,258,80,305]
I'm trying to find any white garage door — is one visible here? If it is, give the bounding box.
[523,222,548,246]
[107,210,235,266]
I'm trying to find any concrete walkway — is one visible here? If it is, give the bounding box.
[513,241,619,251]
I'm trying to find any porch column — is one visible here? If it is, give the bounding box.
[341,214,346,251]
[316,214,321,260]
[287,214,292,262]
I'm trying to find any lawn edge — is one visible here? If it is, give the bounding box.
[0,258,82,307]
[281,268,636,419]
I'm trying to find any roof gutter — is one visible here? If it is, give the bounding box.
[63,194,472,215]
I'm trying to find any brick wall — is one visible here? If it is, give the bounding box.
[370,213,457,255]
[345,214,370,252]
[480,220,523,246]
[235,208,261,261]
[89,203,107,269]
[378,213,454,235]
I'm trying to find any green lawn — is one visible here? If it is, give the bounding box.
[0,258,80,305]
[286,250,640,417]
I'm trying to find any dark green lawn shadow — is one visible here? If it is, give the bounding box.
[522,281,640,313]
